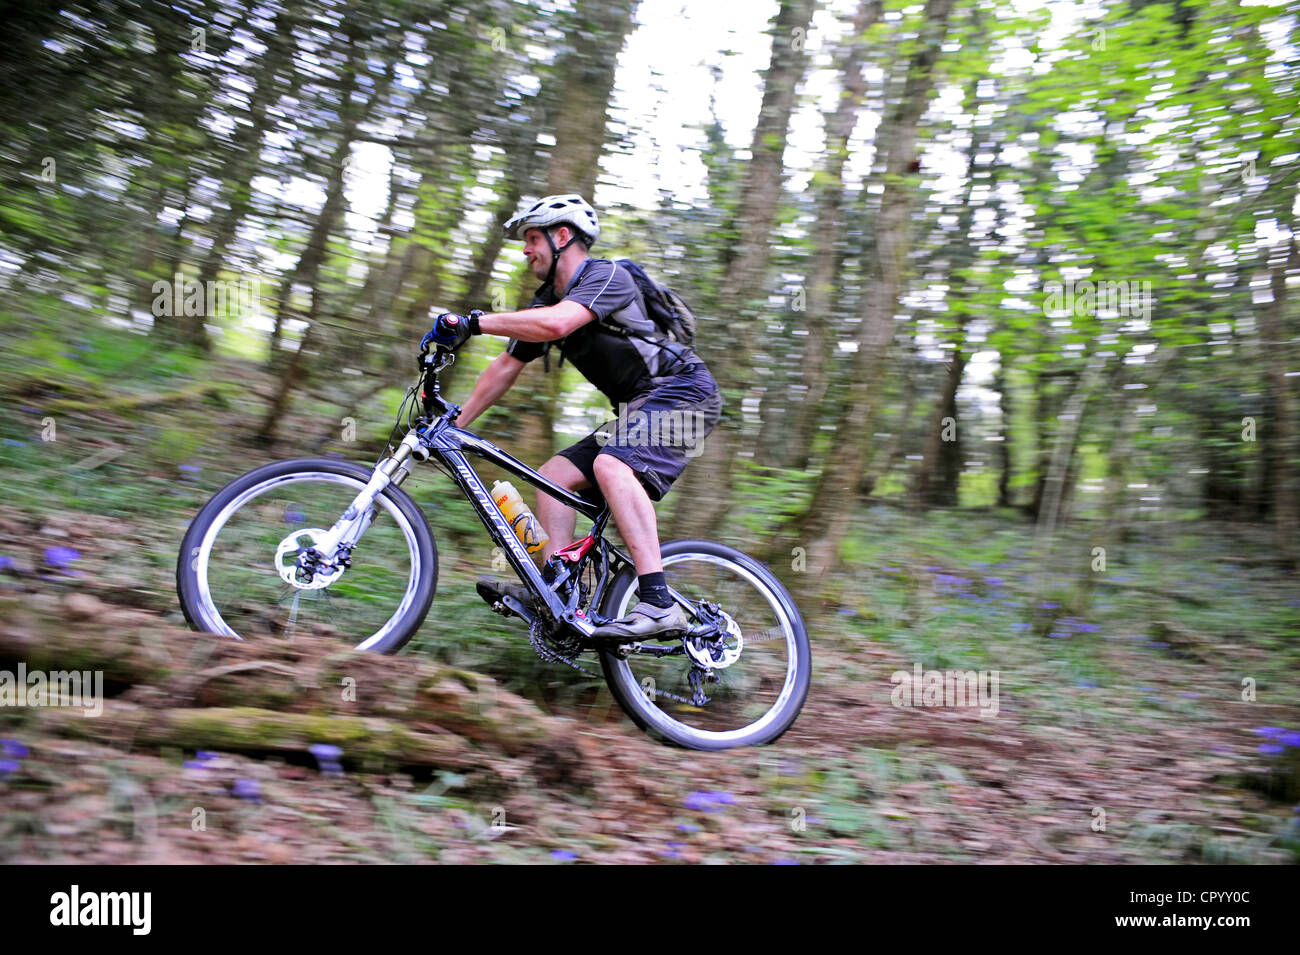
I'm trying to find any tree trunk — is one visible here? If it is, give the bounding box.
[1257,235,1298,567]
[912,343,967,508]
[779,0,883,472]
[196,13,295,305]
[509,0,638,471]
[668,0,819,539]
[768,0,956,600]
[995,355,1013,507]
[260,24,370,438]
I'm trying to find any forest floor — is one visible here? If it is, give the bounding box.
[1,349,1298,864]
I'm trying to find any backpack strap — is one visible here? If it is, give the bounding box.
[598,262,695,370]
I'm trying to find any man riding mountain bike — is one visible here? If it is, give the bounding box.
[424,193,723,642]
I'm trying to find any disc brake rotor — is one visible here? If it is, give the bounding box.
[275,529,345,590]
[684,607,744,669]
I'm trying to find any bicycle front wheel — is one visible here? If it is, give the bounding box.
[597,539,811,750]
[176,458,437,653]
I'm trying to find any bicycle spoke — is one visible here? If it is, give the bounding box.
[606,552,799,737]
[194,471,424,646]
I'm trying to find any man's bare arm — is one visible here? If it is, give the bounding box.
[456,352,528,428]
[477,299,594,341]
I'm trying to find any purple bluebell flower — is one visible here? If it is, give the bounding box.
[1279,732,1300,748]
[1,740,29,758]
[309,743,344,776]
[0,759,20,776]
[678,823,700,833]
[231,779,261,802]
[195,750,219,761]
[183,760,209,770]
[772,858,799,865]
[684,791,734,812]
[550,849,577,861]
[1260,744,1284,756]
[0,556,14,571]
[1077,680,1098,689]
[284,509,306,524]
[684,791,715,811]
[43,546,80,568]
[3,439,26,448]
[1254,727,1286,737]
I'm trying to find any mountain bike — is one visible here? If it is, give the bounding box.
[176,341,811,749]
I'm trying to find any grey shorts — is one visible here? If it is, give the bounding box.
[559,364,723,502]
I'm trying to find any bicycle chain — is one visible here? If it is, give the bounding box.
[526,617,703,708]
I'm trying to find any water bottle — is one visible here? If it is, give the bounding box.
[491,481,550,555]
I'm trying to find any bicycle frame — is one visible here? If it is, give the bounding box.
[312,350,637,640]
[311,349,707,647]
[414,415,627,636]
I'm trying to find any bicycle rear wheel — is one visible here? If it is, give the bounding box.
[597,539,811,750]
[176,458,437,653]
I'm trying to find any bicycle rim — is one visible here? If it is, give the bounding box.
[603,550,803,745]
[190,471,425,651]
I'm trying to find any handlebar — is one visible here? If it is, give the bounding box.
[416,346,460,421]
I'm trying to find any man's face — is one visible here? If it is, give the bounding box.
[522,226,571,280]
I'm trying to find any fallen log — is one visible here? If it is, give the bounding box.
[0,592,593,789]
[36,701,483,773]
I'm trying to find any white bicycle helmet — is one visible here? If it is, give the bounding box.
[503,193,600,247]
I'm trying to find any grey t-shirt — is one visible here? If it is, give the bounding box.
[506,258,702,407]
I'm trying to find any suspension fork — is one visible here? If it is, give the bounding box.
[310,431,425,560]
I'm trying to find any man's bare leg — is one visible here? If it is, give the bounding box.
[536,455,591,564]
[588,453,687,638]
[592,453,662,575]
